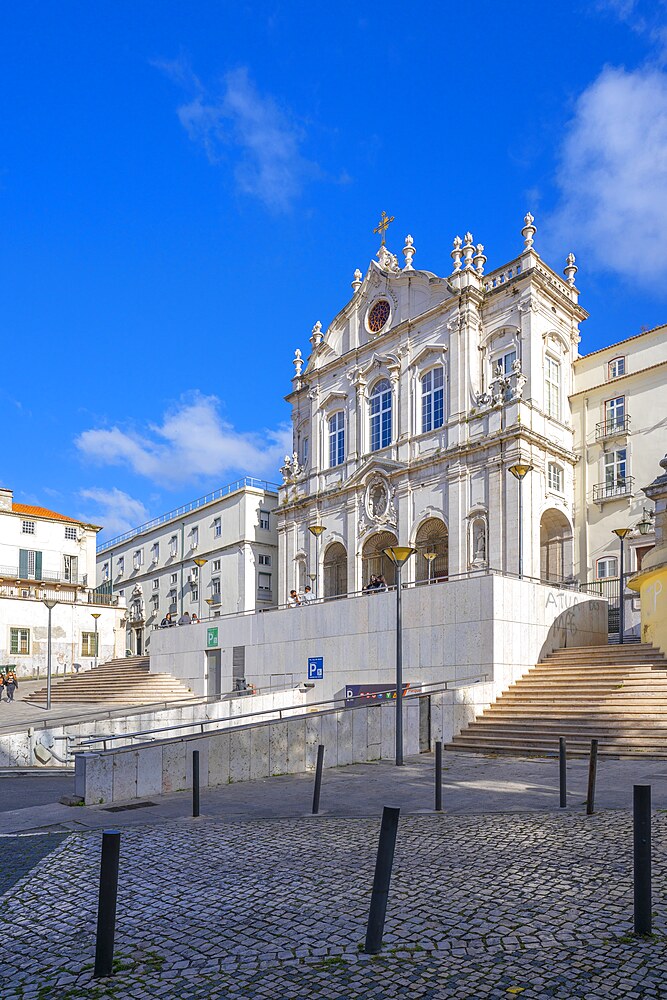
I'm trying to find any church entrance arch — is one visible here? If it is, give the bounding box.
[361,530,398,587]
[414,518,449,582]
[540,509,573,583]
[323,542,347,598]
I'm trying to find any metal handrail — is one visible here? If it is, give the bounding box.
[72,675,489,752]
[98,478,280,552]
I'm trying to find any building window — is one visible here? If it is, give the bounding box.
[596,556,618,579]
[63,554,78,584]
[605,448,627,489]
[169,535,178,557]
[258,554,272,566]
[604,396,625,433]
[151,542,159,563]
[548,463,563,492]
[545,357,560,420]
[329,412,345,467]
[259,511,270,530]
[635,545,654,571]
[21,520,35,535]
[190,526,199,549]
[495,350,517,376]
[191,586,198,604]
[81,632,99,657]
[119,589,125,599]
[19,549,42,580]
[168,588,177,609]
[117,556,124,575]
[370,378,392,451]
[213,517,221,538]
[152,578,160,590]
[133,549,143,570]
[302,437,309,465]
[151,594,159,613]
[170,573,178,585]
[421,368,444,433]
[65,525,77,540]
[258,572,272,592]
[212,577,221,595]
[212,559,221,571]
[10,627,30,654]
[102,562,110,582]
[608,356,625,379]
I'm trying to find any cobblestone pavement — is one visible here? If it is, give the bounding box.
[0,832,66,895]
[2,811,667,999]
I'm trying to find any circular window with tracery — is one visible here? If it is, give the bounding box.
[368,299,391,333]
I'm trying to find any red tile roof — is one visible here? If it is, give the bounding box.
[12,503,80,524]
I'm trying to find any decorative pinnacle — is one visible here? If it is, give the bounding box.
[563,252,578,286]
[310,321,323,347]
[451,235,463,273]
[473,244,487,276]
[402,234,416,270]
[293,348,303,378]
[522,212,537,250]
[351,268,363,292]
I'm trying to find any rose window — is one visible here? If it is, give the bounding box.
[368,299,390,333]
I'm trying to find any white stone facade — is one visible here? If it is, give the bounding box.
[95,479,279,655]
[0,487,124,677]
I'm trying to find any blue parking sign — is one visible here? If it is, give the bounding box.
[307,657,324,680]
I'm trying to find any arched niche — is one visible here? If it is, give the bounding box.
[361,530,399,587]
[414,517,449,581]
[540,508,573,583]
[323,542,348,599]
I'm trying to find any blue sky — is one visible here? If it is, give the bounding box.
[2,1,666,540]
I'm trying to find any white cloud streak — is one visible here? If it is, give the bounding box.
[168,65,318,212]
[545,66,667,286]
[75,392,291,488]
[78,487,149,536]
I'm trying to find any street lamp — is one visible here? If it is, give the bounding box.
[91,612,101,670]
[612,527,632,644]
[423,551,437,584]
[509,463,533,579]
[383,545,417,766]
[193,557,208,621]
[205,597,215,617]
[42,599,58,711]
[308,524,326,598]
[636,508,654,536]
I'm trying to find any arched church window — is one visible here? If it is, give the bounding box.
[421,368,444,432]
[370,379,392,452]
[329,412,345,468]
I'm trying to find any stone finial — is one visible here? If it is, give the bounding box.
[473,243,487,276]
[402,234,416,270]
[377,245,400,273]
[293,349,303,378]
[522,212,537,250]
[564,252,578,286]
[462,232,475,269]
[451,235,462,272]
[351,268,363,292]
[310,321,323,348]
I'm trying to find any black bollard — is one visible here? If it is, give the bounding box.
[559,737,567,808]
[586,739,598,815]
[312,744,325,815]
[93,830,121,979]
[364,806,400,955]
[633,784,652,937]
[192,750,200,818]
[435,741,443,812]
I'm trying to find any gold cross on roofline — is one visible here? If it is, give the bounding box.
[373,211,395,246]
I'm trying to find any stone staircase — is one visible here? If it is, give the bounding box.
[448,643,667,758]
[26,656,194,705]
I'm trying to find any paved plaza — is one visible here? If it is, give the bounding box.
[2,754,667,998]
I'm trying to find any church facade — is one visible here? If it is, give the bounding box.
[277,216,587,599]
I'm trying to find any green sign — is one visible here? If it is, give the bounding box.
[206,627,219,648]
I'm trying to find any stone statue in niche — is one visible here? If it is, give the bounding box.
[369,480,389,518]
[471,518,487,567]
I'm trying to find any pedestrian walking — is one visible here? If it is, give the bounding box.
[5,669,18,703]
[0,671,5,703]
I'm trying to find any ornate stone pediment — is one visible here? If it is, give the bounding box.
[320,390,347,411]
[411,343,448,368]
[357,471,398,537]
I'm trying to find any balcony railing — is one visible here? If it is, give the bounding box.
[592,477,634,503]
[0,584,118,605]
[0,566,80,586]
[595,415,630,441]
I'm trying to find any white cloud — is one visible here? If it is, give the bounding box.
[545,66,667,285]
[75,392,291,488]
[171,66,318,212]
[78,487,149,536]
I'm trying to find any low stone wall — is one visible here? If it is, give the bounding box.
[76,696,424,805]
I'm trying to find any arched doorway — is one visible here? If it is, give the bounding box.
[323,542,347,598]
[540,509,573,583]
[414,518,449,582]
[361,530,398,587]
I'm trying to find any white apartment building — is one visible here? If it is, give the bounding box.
[0,487,125,677]
[277,216,665,610]
[96,478,279,655]
[572,323,665,582]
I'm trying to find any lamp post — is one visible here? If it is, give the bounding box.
[612,527,631,644]
[308,572,317,598]
[42,599,58,711]
[308,524,326,598]
[205,597,215,617]
[423,551,437,584]
[509,463,533,579]
[383,545,417,766]
[91,612,101,670]
[636,508,654,536]
[193,557,208,621]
